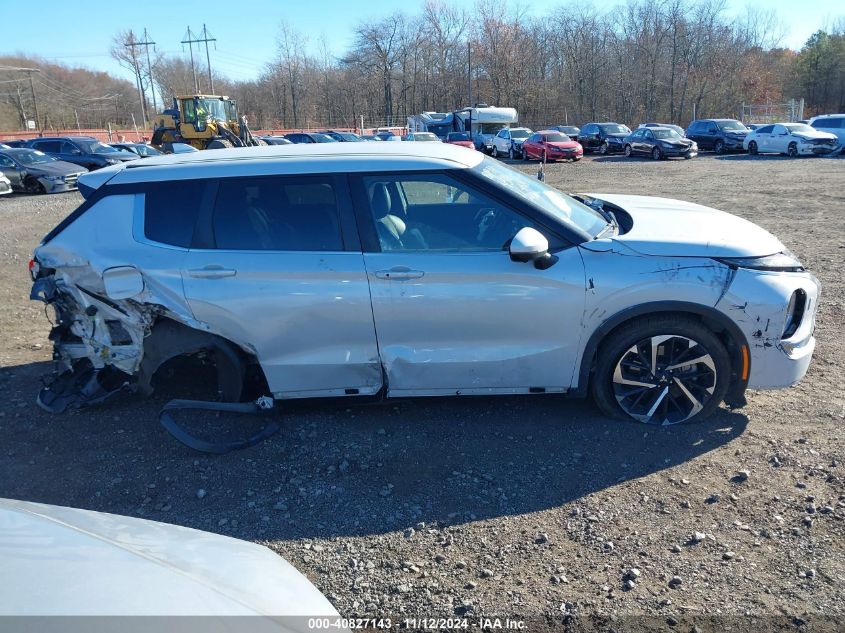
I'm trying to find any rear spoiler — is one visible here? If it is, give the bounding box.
[76,164,123,200]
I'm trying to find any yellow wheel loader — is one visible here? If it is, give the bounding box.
[151,95,265,151]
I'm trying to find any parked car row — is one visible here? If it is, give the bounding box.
[483,113,843,163]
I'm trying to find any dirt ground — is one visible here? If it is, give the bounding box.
[1,153,843,631]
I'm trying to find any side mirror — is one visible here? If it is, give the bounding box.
[102,265,144,300]
[509,227,558,269]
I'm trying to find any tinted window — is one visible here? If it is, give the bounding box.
[61,141,81,154]
[813,118,842,129]
[33,140,61,153]
[756,125,774,134]
[363,173,540,252]
[0,155,15,167]
[144,180,205,248]
[212,176,343,251]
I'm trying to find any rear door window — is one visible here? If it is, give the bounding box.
[144,180,205,248]
[211,176,343,251]
[33,140,61,153]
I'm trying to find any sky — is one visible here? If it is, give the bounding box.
[1,0,843,87]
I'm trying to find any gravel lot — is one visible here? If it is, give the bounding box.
[1,153,843,630]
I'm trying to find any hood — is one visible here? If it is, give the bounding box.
[0,498,339,620]
[723,130,747,136]
[95,150,139,161]
[793,130,837,141]
[547,141,580,149]
[26,160,85,177]
[606,133,628,140]
[585,193,785,258]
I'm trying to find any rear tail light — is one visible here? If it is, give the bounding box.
[782,289,807,339]
[29,258,39,280]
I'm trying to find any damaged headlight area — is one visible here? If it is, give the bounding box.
[30,273,157,413]
[714,251,804,272]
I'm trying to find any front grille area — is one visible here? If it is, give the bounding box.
[64,173,81,188]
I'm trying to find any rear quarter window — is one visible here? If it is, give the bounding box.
[144,180,205,248]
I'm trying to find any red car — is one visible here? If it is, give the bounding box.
[445,132,475,149]
[522,130,583,162]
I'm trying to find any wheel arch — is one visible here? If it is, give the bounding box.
[136,317,266,401]
[572,301,750,405]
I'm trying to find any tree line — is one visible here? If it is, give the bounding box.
[1,0,843,133]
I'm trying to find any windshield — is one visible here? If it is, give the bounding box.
[473,157,607,239]
[653,129,682,140]
[7,149,55,165]
[338,132,363,141]
[783,123,815,134]
[600,124,630,135]
[718,120,748,132]
[412,133,439,141]
[542,132,570,142]
[560,127,579,134]
[312,134,337,143]
[480,122,507,135]
[134,144,162,156]
[197,98,231,121]
[77,140,117,153]
[510,128,530,139]
[448,132,470,141]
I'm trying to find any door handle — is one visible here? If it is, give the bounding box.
[375,266,424,280]
[188,265,237,279]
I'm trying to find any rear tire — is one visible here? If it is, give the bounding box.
[591,315,731,425]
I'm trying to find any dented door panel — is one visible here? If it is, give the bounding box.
[363,248,587,395]
[182,249,382,398]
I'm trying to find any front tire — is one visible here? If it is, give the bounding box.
[624,144,632,157]
[652,146,662,161]
[714,139,725,154]
[748,141,758,155]
[491,145,499,158]
[787,142,798,157]
[591,316,731,425]
[24,176,45,194]
[598,141,609,155]
[508,146,515,160]
[207,139,234,149]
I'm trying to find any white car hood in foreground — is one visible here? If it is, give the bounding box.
[586,193,785,258]
[0,498,338,621]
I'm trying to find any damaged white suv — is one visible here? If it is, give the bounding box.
[30,143,819,425]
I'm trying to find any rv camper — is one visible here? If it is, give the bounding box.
[452,104,518,152]
[406,112,455,139]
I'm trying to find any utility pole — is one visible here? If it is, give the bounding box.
[124,32,152,129]
[142,28,158,112]
[27,70,40,133]
[182,25,217,94]
[200,24,216,94]
[467,41,472,106]
[182,27,199,93]
[0,66,42,133]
